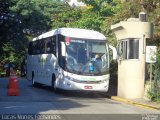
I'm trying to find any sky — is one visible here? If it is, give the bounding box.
[61,0,85,6]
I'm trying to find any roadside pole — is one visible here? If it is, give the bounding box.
[149,63,152,91]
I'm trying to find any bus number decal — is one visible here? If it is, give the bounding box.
[71,39,85,43]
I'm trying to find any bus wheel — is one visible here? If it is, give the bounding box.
[32,73,37,87]
[52,74,59,93]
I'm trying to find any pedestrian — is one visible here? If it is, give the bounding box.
[5,61,14,77]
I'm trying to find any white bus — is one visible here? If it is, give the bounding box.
[27,28,116,92]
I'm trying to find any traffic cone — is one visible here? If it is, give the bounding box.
[7,69,19,96]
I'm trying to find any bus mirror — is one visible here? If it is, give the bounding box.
[109,45,117,60]
[61,42,66,56]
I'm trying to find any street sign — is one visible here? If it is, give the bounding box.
[146,46,157,63]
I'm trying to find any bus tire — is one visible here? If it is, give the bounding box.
[52,74,59,93]
[32,72,37,87]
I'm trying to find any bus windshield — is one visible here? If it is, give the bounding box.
[65,38,109,76]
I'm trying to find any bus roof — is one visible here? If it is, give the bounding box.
[32,28,106,41]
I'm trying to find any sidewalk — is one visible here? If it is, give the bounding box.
[111,96,160,110]
[129,98,160,110]
[108,80,160,110]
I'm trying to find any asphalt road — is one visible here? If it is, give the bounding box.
[0,77,159,120]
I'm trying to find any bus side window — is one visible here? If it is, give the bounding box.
[45,37,56,55]
[40,40,45,54]
[46,38,51,53]
[36,41,40,54]
[51,36,56,55]
[32,42,37,55]
[28,42,33,55]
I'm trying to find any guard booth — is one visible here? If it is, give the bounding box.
[111,12,153,99]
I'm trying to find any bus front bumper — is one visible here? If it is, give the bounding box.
[56,78,109,92]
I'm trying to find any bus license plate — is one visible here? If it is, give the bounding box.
[84,86,92,89]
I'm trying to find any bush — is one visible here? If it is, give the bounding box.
[147,47,160,102]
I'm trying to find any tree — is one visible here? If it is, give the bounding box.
[51,4,82,29]
[10,0,53,36]
[0,0,67,68]
[0,0,24,65]
[69,10,103,31]
[102,1,141,46]
[81,0,121,17]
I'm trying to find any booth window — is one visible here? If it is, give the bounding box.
[118,38,139,60]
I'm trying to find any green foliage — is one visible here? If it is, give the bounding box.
[147,88,159,102]
[10,0,62,36]
[148,7,160,38]
[147,48,160,102]
[1,42,15,62]
[102,1,141,46]
[81,0,122,17]
[70,11,103,31]
[142,0,160,12]
[147,81,160,102]
[0,0,66,68]
[0,0,26,68]
[51,5,82,28]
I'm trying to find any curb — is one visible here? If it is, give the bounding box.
[110,96,160,110]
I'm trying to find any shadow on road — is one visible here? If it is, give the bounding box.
[0,78,89,113]
[0,77,119,116]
